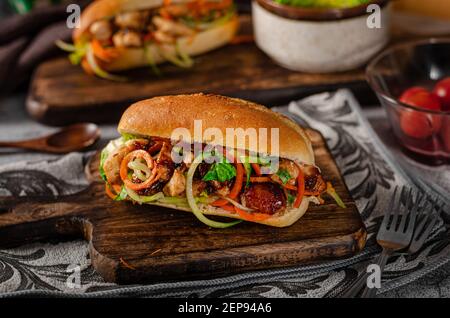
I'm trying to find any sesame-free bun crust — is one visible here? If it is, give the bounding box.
[73,0,239,72]
[118,93,315,165]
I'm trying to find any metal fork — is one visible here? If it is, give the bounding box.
[360,193,443,297]
[342,186,420,298]
[408,200,441,255]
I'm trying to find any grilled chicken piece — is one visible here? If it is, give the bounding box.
[192,180,207,197]
[138,179,165,196]
[155,142,175,182]
[163,169,186,197]
[90,20,112,41]
[271,159,325,195]
[207,180,230,197]
[115,11,147,30]
[112,30,142,47]
[153,30,175,44]
[271,159,299,186]
[153,16,195,36]
[103,139,149,185]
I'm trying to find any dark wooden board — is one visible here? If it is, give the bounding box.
[0,129,366,284]
[26,15,374,126]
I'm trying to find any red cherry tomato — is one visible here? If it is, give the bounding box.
[400,89,441,111]
[400,110,442,139]
[399,86,428,102]
[400,111,433,139]
[433,77,450,111]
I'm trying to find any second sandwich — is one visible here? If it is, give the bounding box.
[58,0,239,80]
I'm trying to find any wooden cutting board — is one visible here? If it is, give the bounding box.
[26,15,374,126]
[0,129,366,284]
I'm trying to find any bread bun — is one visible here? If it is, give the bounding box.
[119,93,314,165]
[110,93,316,227]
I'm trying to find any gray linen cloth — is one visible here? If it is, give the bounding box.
[0,90,448,297]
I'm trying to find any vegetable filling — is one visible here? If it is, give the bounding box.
[101,135,344,227]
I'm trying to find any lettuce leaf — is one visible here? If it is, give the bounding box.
[276,169,291,184]
[202,157,236,183]
[114,186,128,201]
[121,133,137,142]
[99,148,109,182]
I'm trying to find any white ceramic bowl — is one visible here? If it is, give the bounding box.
[252,0,391,73]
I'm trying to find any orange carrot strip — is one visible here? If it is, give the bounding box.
[91,39,120,62]
[249,177,271,183]
[251,163,261,176]
[234,206,271,222]
[105,184,117,200]
[81,58,94,75]
[220,204,235,212]
[293,164,305,208]
[211,199,229,207]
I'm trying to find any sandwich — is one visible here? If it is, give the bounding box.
[99,94,345,228]
[56,0,239,80]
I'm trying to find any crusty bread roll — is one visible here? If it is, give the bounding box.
[119,93,314,165]
[112,94,316,227]
[74,0,239,72]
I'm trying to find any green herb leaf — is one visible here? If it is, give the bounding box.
[114,186,128,201]
[99,148,109,182]
[180,15,196,28]
[287,193,295,205]
[202,159,236,183]
[69,52,83,65]
[277,169,291,184]
[9,0,35,14]
[199,190,209,198]
[326,185,346,208]
[121,133,137,142]
[143,43,162,76]
[243,161,251,187]
[239,156,252,187]
[202,170,217,181]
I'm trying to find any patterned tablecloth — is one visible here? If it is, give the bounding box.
[0,90,448,297]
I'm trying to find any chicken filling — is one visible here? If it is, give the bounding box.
[100,135,329,220]
[89,0,235,48]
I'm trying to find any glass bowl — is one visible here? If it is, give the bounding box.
[366,38,450,164]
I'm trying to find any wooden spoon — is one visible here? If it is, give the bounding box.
[0,123,100,153]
